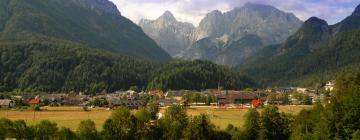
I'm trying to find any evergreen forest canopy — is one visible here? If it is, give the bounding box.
[0,39,254,94]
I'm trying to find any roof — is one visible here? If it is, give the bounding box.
[108,99,145,106]
[148,90,164,96]
[251,100,263,107]
[165,90,186,97]
[218,93,257,100]
[206,89,222,95]
[29,98,40,104]
[0,99,13,106]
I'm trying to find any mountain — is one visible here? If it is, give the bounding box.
[238,4,360,86]
[139,11,195,56]
[179,34,263,66]
[176,3,302,66]
[0,0,170,61]
[194,3,302,44]
[0,41,254,93]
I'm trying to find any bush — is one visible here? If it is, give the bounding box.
[77,120,100,140]
[33,105,41,111]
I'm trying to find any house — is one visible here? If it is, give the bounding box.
[165,90,188,101]
[325,80,336,91]
[29,96,41,106]
[205,89,224,96]
[218,92,257,105]
[251,99,264,108]
[148,90,164,97]
[275,87,294,94]
[62,95,88,106]
[0,99,15,108]
[296,88,308,93]
[108,99,145,109]
[158,99,178,107]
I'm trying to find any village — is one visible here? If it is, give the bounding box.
[0,80,336,110]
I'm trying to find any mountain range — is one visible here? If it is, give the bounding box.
[237,4,360,86]
[0,0,170,61]
[0,0,255,93]
[0,0,359,90]
[139,3,303,66]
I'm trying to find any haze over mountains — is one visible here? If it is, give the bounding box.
[139,3,303,66]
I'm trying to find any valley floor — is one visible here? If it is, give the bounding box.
[0,105,312,130]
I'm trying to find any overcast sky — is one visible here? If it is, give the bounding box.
[110,0,360,26]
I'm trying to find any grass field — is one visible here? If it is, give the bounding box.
[0,105,312,130]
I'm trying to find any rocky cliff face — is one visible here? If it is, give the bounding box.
[140,3,302,66]
[139,11,195,56]
[194,3,302,45]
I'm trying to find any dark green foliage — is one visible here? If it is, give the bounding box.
[259,106,292,140]
[102,107,136,140]
[77,119,100,140]
[8,120,28,139]
[34,120,58,140]
[0,41,154,93]
[0,118,12,139]
[0,42,253,94]
[57,127,77,140]
[0,0,170,61]
[159,105,188,140]
[243,108,260,140]
[290,73,360,139]
[183,114,215,140]
[148,60,255,91]
[146,100,160,120]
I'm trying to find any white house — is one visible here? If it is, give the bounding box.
[325,80,336,91]
[0,99,15,108]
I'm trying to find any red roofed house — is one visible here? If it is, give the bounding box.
[29,95,41,106]
[251,99,264,108]
[148,90,164,97]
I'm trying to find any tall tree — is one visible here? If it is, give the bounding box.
[77,120,100,140]
[259,105,291,140]
[243,108,260,140]
[101,107,136,140]
[159,105,188,140]
[183,114,215,140]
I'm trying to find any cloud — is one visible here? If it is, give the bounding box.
[110,0,359,26]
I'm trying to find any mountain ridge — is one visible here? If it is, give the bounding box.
[140,3,302,66]
[238,4,360,86]
[0,0,171,61]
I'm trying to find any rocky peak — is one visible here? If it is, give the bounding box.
[72,0,120,15]
[303,17,329,29]
[207,10,223,17]
[352,4,360,16]
[157,10,177,22]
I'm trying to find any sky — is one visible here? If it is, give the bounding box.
[110,0,360,26]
